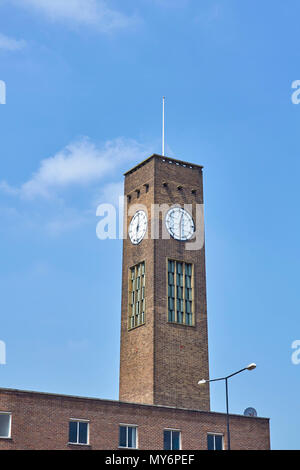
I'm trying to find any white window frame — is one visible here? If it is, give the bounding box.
[68,418,90,446]
[0,412,12,439]
[119,424,138,449]
[164,428,182,450]
[207,432,224,450]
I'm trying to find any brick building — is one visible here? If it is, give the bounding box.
[0,154,270,450]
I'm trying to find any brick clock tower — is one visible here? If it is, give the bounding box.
[119,154,210,411]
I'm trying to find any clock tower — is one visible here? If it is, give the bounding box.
[119,154,210,411]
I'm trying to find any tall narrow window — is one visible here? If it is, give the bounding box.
[168,260,175,322]
[129,262,145,329]
[168,259,194,325]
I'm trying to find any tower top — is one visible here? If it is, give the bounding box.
[124,154,203,176]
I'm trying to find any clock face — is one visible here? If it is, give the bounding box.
[128,210,148,245]
[165,207,195,241]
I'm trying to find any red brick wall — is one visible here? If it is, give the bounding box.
[0,389,270,450]
[153,157,210,410]
[119,155,210,410]
[119,157,156,405]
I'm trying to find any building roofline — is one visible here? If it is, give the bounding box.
[124,154,203,176]
[0,387,269,421]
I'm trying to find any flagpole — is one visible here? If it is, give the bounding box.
[162,96,165,156]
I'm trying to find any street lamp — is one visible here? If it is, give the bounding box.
[198,363,256,450]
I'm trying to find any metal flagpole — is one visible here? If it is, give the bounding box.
[162,96,165,156]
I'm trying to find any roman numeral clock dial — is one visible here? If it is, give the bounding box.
[129,210,148,245]
[165,207,195,241]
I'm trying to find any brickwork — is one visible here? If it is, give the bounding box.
[119,157,156,405]
[119,155,210,410]
[0,388,270,450]
[153,157,210,410]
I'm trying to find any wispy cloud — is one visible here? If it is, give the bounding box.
[0,200,92,237]
[2,137,146,199]
[0,180,19,195]
[44,207,92,236]
[94,181,124,207]
[13,0,137,32]
[147,0,190,8]
[0,32,26,51]
[0,136,149,235]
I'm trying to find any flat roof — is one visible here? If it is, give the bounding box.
[0,387,269,421]
[124,154,203,176]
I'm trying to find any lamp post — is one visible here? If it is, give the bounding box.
[198,363,256,450]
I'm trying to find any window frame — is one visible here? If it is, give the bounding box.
[0,412,12,439]
[119,424,138,449]
[166,258,195,326]
[68,418,90,446]
[128,261,146,330]
[207,433,224,451]
[163,428,182,450]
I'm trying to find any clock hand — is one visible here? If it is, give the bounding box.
[180,213,184,238]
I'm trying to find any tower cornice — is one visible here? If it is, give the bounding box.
[124,154,203,176]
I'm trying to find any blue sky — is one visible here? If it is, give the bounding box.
[0,0,299,450]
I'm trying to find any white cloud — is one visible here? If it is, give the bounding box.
[147,0,190,8]
[0,198,92,237]
[94,180,124,207]
[0,32,26,51]
[0,180,19,195]
[44,208,91,236]
[14,0,136,32]
[0,136,150,236]
[1,137,147,199]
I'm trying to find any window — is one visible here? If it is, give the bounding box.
[164,429,181,450]
[129,262,145,329]
[119,425,137,449]
[207,434,223,450]
[168,259,194,325]
[68,420,89,445]
[0,413,11,438]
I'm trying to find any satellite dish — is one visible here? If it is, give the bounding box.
[244,407,257,417]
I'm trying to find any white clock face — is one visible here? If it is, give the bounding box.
[129,210,148,245]
[165,207,195,241]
